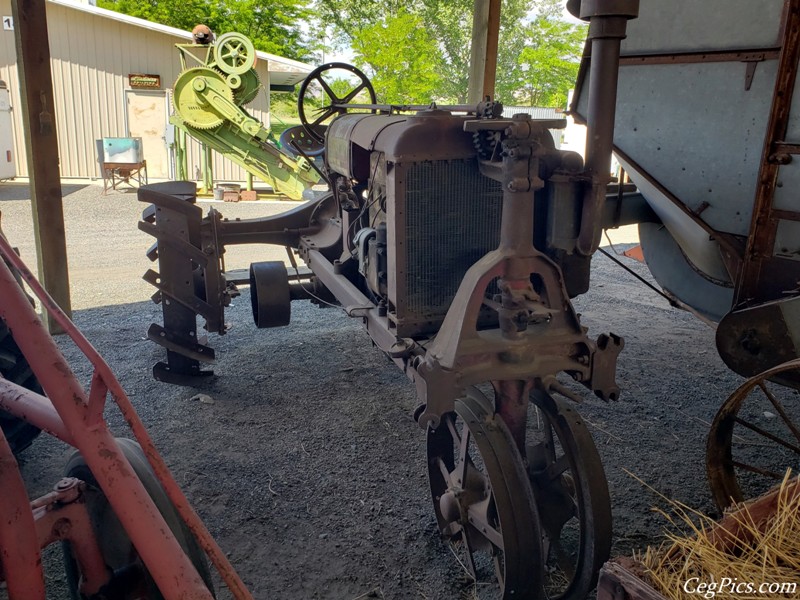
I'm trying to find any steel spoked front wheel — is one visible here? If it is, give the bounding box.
[427,387,544,599]
[527,390,612,600]
[707,358,800,511]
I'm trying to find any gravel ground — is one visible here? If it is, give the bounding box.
[2,181,748,599]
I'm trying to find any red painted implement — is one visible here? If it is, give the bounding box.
[0,233,252,599]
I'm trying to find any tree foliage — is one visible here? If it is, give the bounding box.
[512,0,586,107]
[314,0,586,107]
[351,11,441,104]
[97,0,313,60]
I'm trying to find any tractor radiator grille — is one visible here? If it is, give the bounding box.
[403,159,503,330]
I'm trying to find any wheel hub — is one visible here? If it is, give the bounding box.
[439,488,462,525]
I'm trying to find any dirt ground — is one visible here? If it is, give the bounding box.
[2,182,749,599]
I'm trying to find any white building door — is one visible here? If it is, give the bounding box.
[0,83,15,179]
[126,90,170,179]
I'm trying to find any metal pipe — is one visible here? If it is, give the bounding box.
[306,249,413,375]
[0,379,73,444]
[335,103,492,114]
[0,235,252,599]
[33,494,110,596]
[0,430,46,600]
[574,0,639,256]
[0,242,213,600]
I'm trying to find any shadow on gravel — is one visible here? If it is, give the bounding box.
[0,182,89,201]
[21,261,747,599]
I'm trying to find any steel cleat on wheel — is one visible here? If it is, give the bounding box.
[138,183,223,385]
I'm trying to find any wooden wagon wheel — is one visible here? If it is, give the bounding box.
[707,358,800,511]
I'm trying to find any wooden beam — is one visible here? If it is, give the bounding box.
[468,0,489,104]
[468,0,502,104]
[11,0,71,332]
[483,0,501,99]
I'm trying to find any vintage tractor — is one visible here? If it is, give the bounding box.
[136,0,800,597]
[138,1,643,595]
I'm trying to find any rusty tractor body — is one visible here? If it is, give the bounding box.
[4,1,800,599]
[138,3,642,596]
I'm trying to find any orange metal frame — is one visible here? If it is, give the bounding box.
[0,234,252,599]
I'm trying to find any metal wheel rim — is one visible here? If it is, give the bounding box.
[707,358,800,511]
[528,390,612,600]
[213,33,256,76]
[62,438,214,599]
[427,387,544,598]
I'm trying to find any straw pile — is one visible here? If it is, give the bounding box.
[637,472,800,600]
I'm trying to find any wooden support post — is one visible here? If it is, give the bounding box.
[468,0,502,104]
[484,0,501,99]
[11,0,71,333]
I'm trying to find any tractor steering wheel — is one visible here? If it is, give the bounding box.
[298,62,376,144]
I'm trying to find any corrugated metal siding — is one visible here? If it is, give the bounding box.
[0,0,271,181]
[502,106,565,149]
[502,106,563,120]
[0,1,25,179]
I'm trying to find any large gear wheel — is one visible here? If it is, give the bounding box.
[232,69,261,105]
[173,67,234,130]
[214,32,256,76]
[473,100,504,160]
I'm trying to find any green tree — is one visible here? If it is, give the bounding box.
[97,0,313,60]
[511,0,586,107]
[416,0,530,103]
[314,0,584,106]
[350,10,441,103]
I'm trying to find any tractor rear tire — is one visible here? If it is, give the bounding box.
[0,317,42,454]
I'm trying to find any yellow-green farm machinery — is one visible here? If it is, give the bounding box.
[170,30,320,199]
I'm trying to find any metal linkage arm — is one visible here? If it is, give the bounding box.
[415,114,624,431]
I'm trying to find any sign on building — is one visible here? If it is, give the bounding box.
[128,74,161,89]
